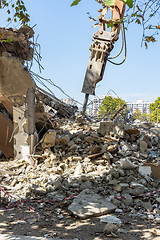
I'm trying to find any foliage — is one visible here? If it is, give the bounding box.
[71,0,81,6]
[149,97,160,123]
[132,109,149,122]
[70,0,160,47]
[0,0,160,47]
[71,0,133,8]
[98,95,127,119]
[127,1,160,48]
[0,0,30,25]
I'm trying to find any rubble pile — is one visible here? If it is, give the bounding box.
[1,116,160,222]
[36,87,78,118]
[0,26,34,61]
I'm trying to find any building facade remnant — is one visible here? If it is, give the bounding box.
[0,27,35,159]
[0,27,77,159]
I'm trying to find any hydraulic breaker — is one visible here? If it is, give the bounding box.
[82,1,126,114]
[82,29,115,96]
[82,17,116,114]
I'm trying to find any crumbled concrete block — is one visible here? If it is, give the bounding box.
[100,215,122,224]
[41,130,56,148]
[130,187,145,196]
[120,193,133,206]
[140,140,148,153]
[154,217,160,223]
[104,223,119,235]
[114,183,129,192]
[142,202,152,211]
[130,182,145,189]
[97,121,113,136]
[74,163,82,176]
[114,124,125,137]
[68,189,116,219]
[108,179,120,186]
[120,157,138,169]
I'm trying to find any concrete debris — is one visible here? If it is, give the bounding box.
[68,189,116,219]
[100,215,122,224]
[103,223,119,235]
[41,130,56,148]
[120,157,138,169]
[154,217,160,223]
[1,117,160,228]
[143,202,153,212]
[140,140,148,153]
[139,165,152,179]
[0,27,34,61]
[97,121,113,136]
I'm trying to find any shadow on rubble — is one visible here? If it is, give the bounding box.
[0,201,160,240]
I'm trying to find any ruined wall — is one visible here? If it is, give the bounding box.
[0,53,34,98]
[0,53,35,159]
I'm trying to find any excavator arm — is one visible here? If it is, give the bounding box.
[82,0,126,114]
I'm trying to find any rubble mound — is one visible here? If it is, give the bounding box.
[1,116,160,220]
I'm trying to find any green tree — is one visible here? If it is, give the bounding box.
[132,109,149,122]
[132,109,141,120]
[98,95,127,119]
[149,97,160,123]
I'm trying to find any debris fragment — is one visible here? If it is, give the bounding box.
[104,223,119,235]
[68,189,116,219]
[100,215,122,224]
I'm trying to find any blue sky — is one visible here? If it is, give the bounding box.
[1,0,160,106]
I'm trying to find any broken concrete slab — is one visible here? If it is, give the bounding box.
[68,189,116,219]
[142,202,152,211]
[139,122,153,129]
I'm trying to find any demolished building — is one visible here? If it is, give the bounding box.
[0,26,77,160]
[1,27,160,239]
